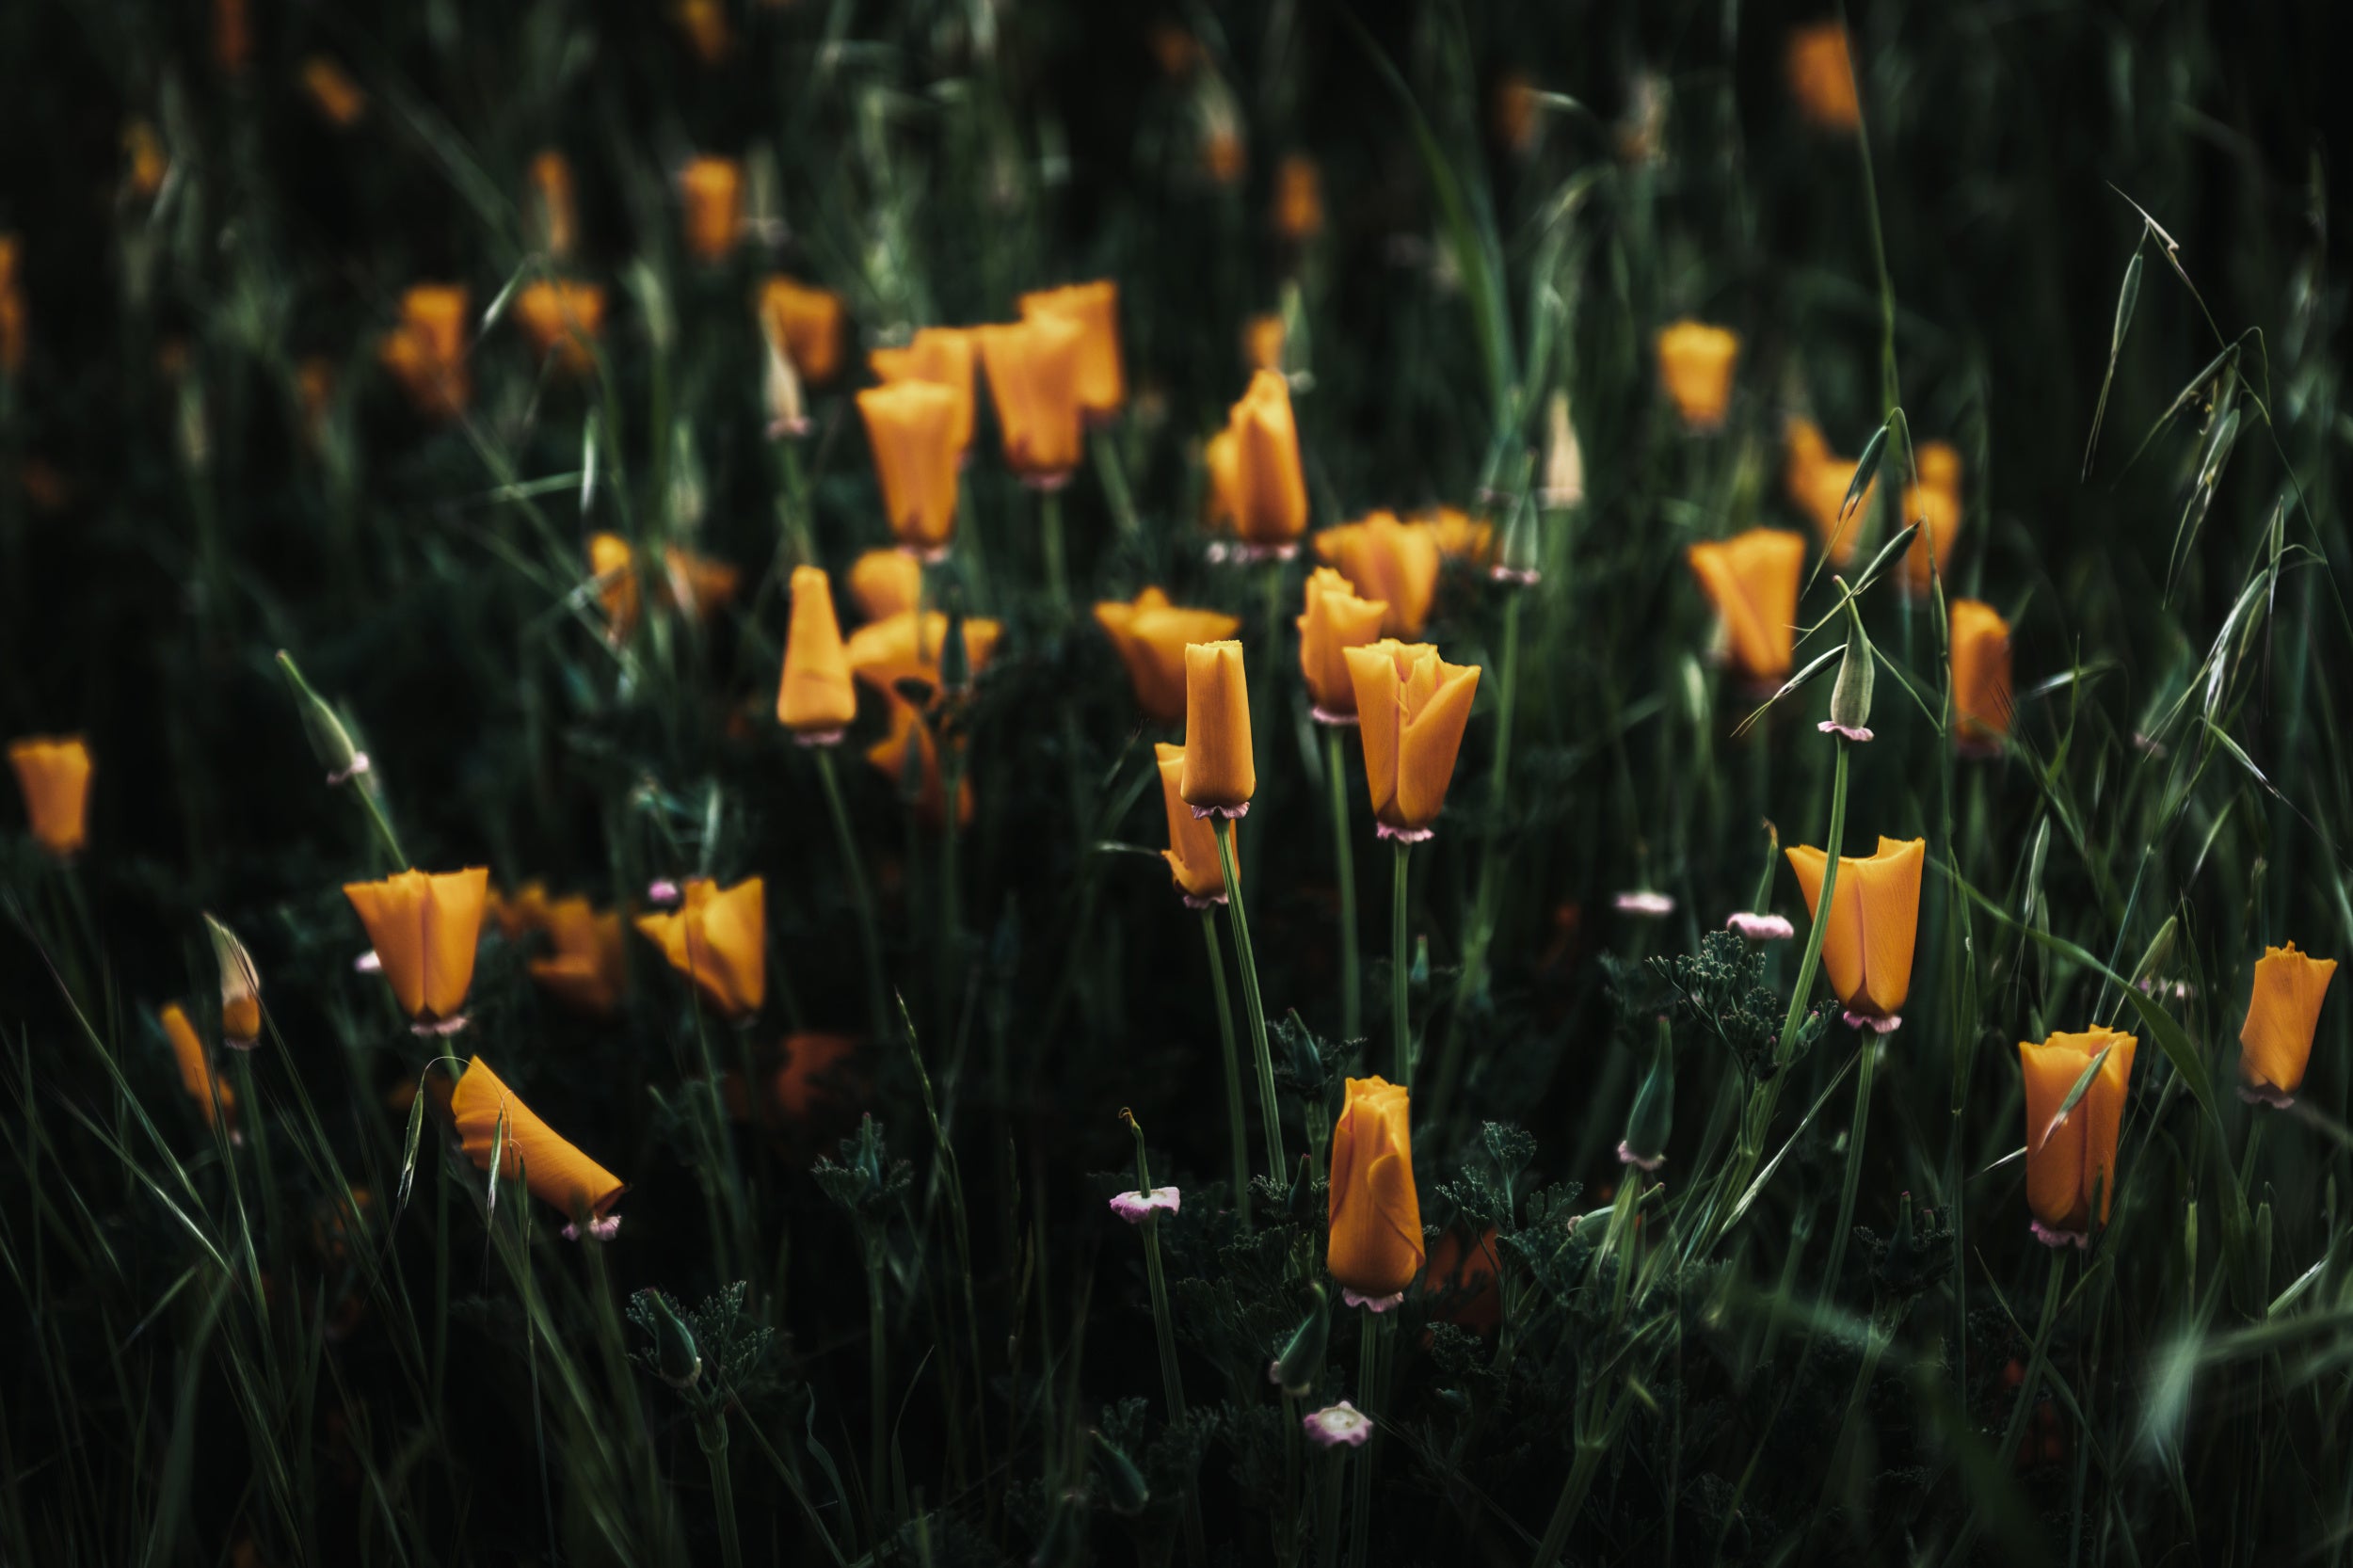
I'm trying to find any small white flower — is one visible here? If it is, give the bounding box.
[1302,1400,1373,1448]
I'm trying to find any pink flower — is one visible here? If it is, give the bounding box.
[1615,890,1675,918]
[1302,1400,1373,1448]
[1726,911,1795,941]
[1109,1187,1181,1224]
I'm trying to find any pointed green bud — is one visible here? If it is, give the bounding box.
[1620,1017,1674,1172]
[275,650,366,784]
[646,1291,703,1389]
[1088,1430,1151,1518]
[1270,1283,1330,1397]
[1823,582,1875,741]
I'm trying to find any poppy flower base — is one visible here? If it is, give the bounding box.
[411,1015,472,1038]
[1109,1187,1181,1224]
[1341,1288,1403,1312]
[1302,1401,1372,1448]
[2237,1084,2296,1109]
[1229,542,1300,565]
[1375,824,1433,844]
[1618,1141,1666,1173]
[1189,802,1250,821]
[227,1033,264,1054]
[1019,472,1075,493]
[1845,1011,1902,1034]
[1817,721,1875,743]
[1309,707,1359,727]
[767,416,812,440]
[793,729,846,747]
[2030,1221,2089,1250]
[563,1215,624,1241]
[1615,890,1675,917]
[1491,566,1541,586]
[1180,892,1227,910]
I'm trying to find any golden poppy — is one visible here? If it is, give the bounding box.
[866,694,972,826]
[773,1032,861,1124]
[1419,505,1495,568]
[1209,370,1308,552]
[123,120,169,200]
[301,56,368,128]
[1272,153,1324,244]
[513,280,605,376]
[490,880,552,943]
[1784,417,1877,568]
[680,156,743,263]
[2237,944,2338,1107]
[1902,441,1963,594]
[1242,312,1286,375]
[2018,1028,2137,1245]
[1297,568,1389,722]
[9,735,92,858]
[525,896,628,1017]
[1314,512,1439,636]
[848,548,923,622]
[856,380,962,554]
[1492,73,1539,154]
[343,868,492,1030]
[161,1003,235,1130]
[1343,640,1481,842]
[662,547,740,620]
[527,151,577,259]
[1947,599,2012,752]
[589,533,640,640]
[1687,528,1806,685]
[975,316,1086,482]
[1786,23,1862,131]
[845,610,1002,705]
[1656,320,1739,431]
[779,566,859,741]
[450,1056,626,1232]
[0,234,24,375]
[1019,280,1125,421]
[760,276,847,387]
[1327,1076,1423,1303]
[674,0,731,63]
[1094,589,1242,726]
[1154,742,1228,904]
[635,877,766,1017]
[1178,640,1254,817]
[378,283,471,420]
[870,327,979,456]
[1784,837,1926,1030]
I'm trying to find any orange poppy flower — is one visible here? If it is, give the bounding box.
[848,548,923,622]
[635,877,766,1017]
[1786,23,1862,131]
[866,694,972,826]
[1242,312,1286,375]
[1784,837,1926,1030]
[976,316,1086,482]
[2237,944,2338,1107]
[450,1056,626,1233]
[1207,371,1308,552]
[1328,1076,1423,1303]
[844,610,1002,706]
[760,276,847,387]
[1154,742,1229,904]
[1784,417,1877,568]
[1314,512,1441,636]
[1272,153,1324,244]
[2018,1028,2137,1245]
[162,1003,235,1130]
[1688,528,1806,685]
[870,327,979,456]
[773,1032,861,1124]
[1901,441,1963,594]
[513,280,605,376]
[1343,640,1481,841]
[1094,588,1242,725]
[527,151,577,259]
[680,156,743,263]
[1656,321,1739,431]
[123,120,169,200]
[1178,641,1254,817]
[674,0,731,64]
[1947,599,2012,752]
[857,380,962,553]
[1297,568,1389,722]
[779,566,859,742]
[301,56,368,128]
[527,896,628,1017]
[378,283,471,420]
[589,534,640,640]
[9,734,92,858]
[343,868,492,1031]
[1492,73,1539,154]
[1019,280,1125,421]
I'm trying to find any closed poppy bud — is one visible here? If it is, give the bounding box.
[680,156,744,264]
[857,381,962,554]
[2237,944,2338,1107]
[870,327,979,456]
[1343,640,1481,842]
[2018,1028,2137,1245]
[1784,837,1926,1031]
[343,868,493,1032]
[301,56,368,128]
[1786,23,1862,131]
[778,566,859,742]
[513,280,604,376]
[1542,391,1585,509]
[1620,1022,1674,1171]
[1314,513,1437,636]
[1327,1076,1423,1305]
[378,284,471,420]
[635,876,766,1017]
[1902,442,1963,594]
[1214,371,1309,552]
[1242,312,1287,375]
[1269,1283,1330,1393]
[1155,743,1228,905]
[976,317,1086,483]
[1297,568,1388,722]
[162,1003,235,1130]
[1018,280,1125,421]
[1822,592,1876,742]
[845,610,1002,705]
[760,276,847,387]
[205,912,263,1048]
[1688,528,1806,685]
[1089,1431,1152,1518]
[451,1056,627,1231]
[527,151,577,259]
[0,234,24,376]
[1178,641,1254,817]
[1095,589,1242,725]
[1656,321,1739,431]
[1272,152,1324,244]
[9,735,92,858]
[866,696,971,826]
[848,548,923,622]
[526,896,629,1017]
[1947,599,2012,753]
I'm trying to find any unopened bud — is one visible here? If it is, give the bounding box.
[1541,390,1584,509]
[1822,584,1875,741]
[1088,1430,1151,1518]
[1269,1283,1330,1397]
[204,913,263,1049]
[1620,1018,1674,1171]
[276,651,363,784]
[644,1290,703,1389]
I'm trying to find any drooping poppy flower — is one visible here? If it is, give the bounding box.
[680,156,743,264]
[1947,599,2012,753]
[1018,280,1125,421]
[1297,568,1389,723]
[2018,1028,2137,1246]
[1207,370,1308,553]
[1656,321,1739,431]
[450,1056,626,1234]
[2237,944,2338,1107]
[1902,441,1963,594]
[527,151,577,259]
[634,876,766,1017]
[343,868,493,1032]
[8,735,92,858]
[1343,640,1481,841]
[1272,153,1324,244]
[870,327,979,456]
[513,280,605,376]
[1687,528,1806,686]
[975,316,1086,483]
[1178,640,1254,818]
[161,1002,235,1130]
[1154,742,1229,904]
[1784,837,1927,1031]
[848,548,923,622]
[1314,512,1439,636]
[1327,1076,1423,1305]
[778,566,858,742]
[300,56,368,128]
[857,380,962,554]
[527,896,628,1017]
[1786,23,1863,130]
[1094,589,1242,725]
[760,276,847,387]
[378,284,470,419]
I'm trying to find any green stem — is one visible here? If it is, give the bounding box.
[1391,841,1412,1087]
[1039,486,1069,613]
[1201,910,1254,1229]
[813,748,890,1045]
[1430,588,1520,1121]
[1346,1312,1384,1568]
[697,1410,744,1568]
[1093,427,1141,540]
[1817,1027,1880,1313]
[865,1240,890,1535]
[1214,819,1286,1190]
[1324,726,1362,1043]
[1124,1113,1207,1568]
[353,778,408,873]
[1531,1439,1609,1568]
[938,732,966,1031]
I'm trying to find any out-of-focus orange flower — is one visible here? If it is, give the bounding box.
[123,120,169,200]
[1421,1226,1500,1331]
[1315,512,1440,637]
[1094,588,1241,726]
[1207,370,1307,552]
[301,56,368,128]
[527,896,629,1017]
[680,156,744,264]
[343,868,492,1030]
[674,0,731,63]
[635,877,766,1016]
[379,284,471,420]
[1786,23,1862,131]
[1947,600,2011,753]
[779,566,858,742]
[2237,944,2338,1107]
[2018,1028,2136,1244]
[773,1033,860,1123]
[214,0,249,73]
[528,152,578,259]
[0,234,22,376]
[760,276,846,387]
[1420,505,1494,568]
[1785,837,1926,1030]
[1688,529,1806,685]
[1273,153,1324,244]
[1902,441,1963,593]
[1019,280,1125,422]
[845,610,1002,705]
[1344,640,1481,841]
[848,548,923,622]
[867,695,971,826]
[1149,23,1203,79]
[296,358,336,448]
[1298,568,1389,722]
[1657,321,1739,430]
[976,316,1086,483]
[1200,89,1247,184]
[857,380,962,554]
[9,735,91,858]
[1328,1076,1423,1302]
[1242,312,1286,375]
[870,327,979,456]
[514,280,605,376]
[1492,73,1539,154]
[589,534,640,640]
[1178,640,1254,816]
[490,881,552,942]
[451,1057,626,1229]
[662,547,740,620]
[162,1003,235,1130]
[1783,416,1877,568]
[1154,742,1228,904]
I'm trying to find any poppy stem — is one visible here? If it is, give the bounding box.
[1200,909,1254,1229]
[1817,1024,1879,1313]
[1392,841,1412,1087]
[1214,819,1286,1192]
[1347,1310,1386,1568]
[1324,726,1362,1044]
[1123,1112,1207,1568]
[1039,487,1069,613]
[864,1236,890,1535]
[1092,427,1141,540]
[696,1409,744,1568]
[813,748,890,1046]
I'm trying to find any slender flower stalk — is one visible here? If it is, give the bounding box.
[1346,1312,1387,1568]
[1116,1110,1203,1568]
[1390,843,1412,1085]
[1040,487,1070,614]
[1200,909,1253,1227]
[813,748,889,1044]
[1325,726,1362,1043]
[1214,820,1285,1188]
